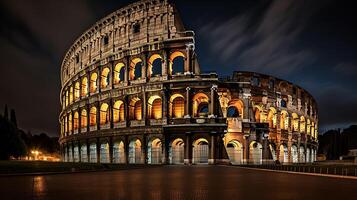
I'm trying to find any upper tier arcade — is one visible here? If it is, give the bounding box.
[60,0,199,87]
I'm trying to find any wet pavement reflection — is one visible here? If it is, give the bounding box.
[1,165,357,200]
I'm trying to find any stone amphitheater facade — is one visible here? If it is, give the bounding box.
[59,0,318,165]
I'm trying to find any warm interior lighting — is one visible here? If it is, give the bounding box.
[148,95,162,119]
[169,51,185,75]
[170,94,184,118]
[129,58,143,80]
[114,63,125,84]
[100,103,110,125]
[192,93,209,117]
[113,100,125,122]
[81,109,88,128]
[101,67,110,88]
[148,54,163,78]
[81,77,88,96]
[90,106,97,126]
[90,73,98,93]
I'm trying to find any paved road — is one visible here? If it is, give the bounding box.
[1,165,357,200]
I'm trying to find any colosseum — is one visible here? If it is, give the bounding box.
[59,0,318,165]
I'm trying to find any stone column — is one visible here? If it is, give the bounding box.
[162,49,169,80]
[209,134,216,164]
[209,85,218,118]
[143,135,147,164]
[96,138,100,164]
[185,45,191,73]
[124,135,129,164]
[243,134,250,164]
[142,89,147,124]
[185,87,191,118]
[109,137,113,163]
[125,56,130,83]
[184,133,192,164]
[161,88,168,124]
[262,134,269,164]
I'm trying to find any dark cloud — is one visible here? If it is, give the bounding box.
[0,0,356,135]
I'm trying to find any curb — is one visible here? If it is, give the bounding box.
[0,165,161,177]
[229,166,357,180]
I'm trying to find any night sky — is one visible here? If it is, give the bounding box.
[0,0,356,136]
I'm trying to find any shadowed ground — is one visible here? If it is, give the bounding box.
[1,165,356,200]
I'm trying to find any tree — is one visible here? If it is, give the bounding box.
[10,109,17,127]
[4,104,8,120]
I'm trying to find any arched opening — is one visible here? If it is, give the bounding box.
[148,138,162,164]
[113,141,125,164]
[73,145,79,162]
[89,106,97,127]
[129,139,142,164]
[74,82,80,101]
[226,140,243,165]
[307,119,311,135]
[306,148,311,163]
[292,113,299,131]
[101,67,110,88]
[68,145,73,162]
[90,73,98,93]
[65,90,69,107]
[81,77,88,97]
[130,98,142,120]
[68,113,72,133]
[69,86,73,104]
[148,96,162,119]
[249,141,262,164]
[113,100,125,123]
[279,144,288,163]
[73,112,79,132]
[280,111,289,130]
[148,54,162,78]
[170,138,184,164]
[291,145,298,163]
[311,122,315,138]
[300,116,306,133]
[169,51,185,75]
[227,99,244,118]
[100,142,110,163]
[170,94,185,118]
[299,146,306,163]
[114,63,125,84]
[192,93,209,117]
[80,144,88,162]
[193,138,209,164]
[100,103,110,125]
[129,58,143,80]
[267,108,277,128]
[81,109,87,129]
[89,143,97,163]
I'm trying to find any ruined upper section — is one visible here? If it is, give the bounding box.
[61,0,191,85]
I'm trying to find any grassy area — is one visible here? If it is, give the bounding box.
[0,161,153,175]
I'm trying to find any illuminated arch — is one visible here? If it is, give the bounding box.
[227,99,244,118]
[100,103,110,125]
[192,93,209,117]
[267,107,277,128]
[129,58,143,80]
[113,100,125,123]
[291,145,298,163]
[130,97,142,120]
[170,138,184,164]
[192,138,209,164]
[254,105,266,123]
[81,77,88,97]
[101,67,110,88]
[74,82,80,101]
[81,109,87,128]
[170,94,185,118]
[114,63,125,84]
[113,141,125,163]
[311,122,315,138]
[73,111,79,131]
[68,113,72,133]
[90,72,98,93]
[89,106,97,126]
[129,139,142,164]
[65,90,69,107]
[280,110,289,130]
[148,138,162,164]
[148,95,162,119]
[169,51,185,75]
[100,142,110,163]
[147,54,163,78]
[226,140,243,164]
[279,144,288,163]
[291,113,299,131]
[249,141,262,164]
[307,119,311,135]
[300,116,306,133]
[69,86,73,104]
